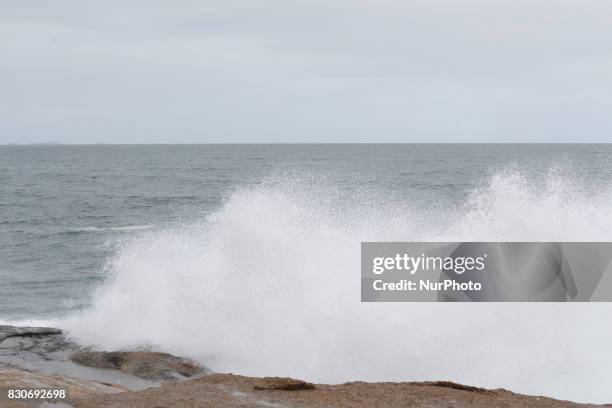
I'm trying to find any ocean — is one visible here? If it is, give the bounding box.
[2,144,612,403]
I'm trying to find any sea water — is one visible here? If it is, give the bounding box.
[2,144,612,403]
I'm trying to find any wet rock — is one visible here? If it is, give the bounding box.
[0,325,79,364]
[0,325,62,343]
[253,377,316,391]
[70,350,205,380]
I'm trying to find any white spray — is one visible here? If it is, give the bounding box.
[60,169,612,403]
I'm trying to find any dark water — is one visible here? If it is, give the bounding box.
[1,144,611,320]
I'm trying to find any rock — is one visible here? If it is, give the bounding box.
[415,380,497,395]
[70,350,205,380]
[0,325,62,343]
[253,376,316,391]
[0,325,81,369]
[1,326,607,408]
[0,366,127,404]
[69,373,608,408]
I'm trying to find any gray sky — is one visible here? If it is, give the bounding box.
[1,0,612,144]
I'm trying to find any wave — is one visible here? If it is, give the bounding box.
[58,169,612,404]
[66,225,155,233]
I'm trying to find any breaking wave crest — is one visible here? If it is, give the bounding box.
[59,169,612,403]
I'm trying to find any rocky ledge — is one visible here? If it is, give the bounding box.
[0,325,609,408]
[70,350,204,381]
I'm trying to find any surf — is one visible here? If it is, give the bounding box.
[57,168,612,404]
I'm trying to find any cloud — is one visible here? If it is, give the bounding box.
[1,0,612,143]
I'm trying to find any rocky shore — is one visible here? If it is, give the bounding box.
[0,325,608,408]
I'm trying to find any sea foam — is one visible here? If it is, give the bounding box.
[59,169,612,403]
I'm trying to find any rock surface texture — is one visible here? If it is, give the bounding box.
[70,350,204,380]
[0,325,609,408]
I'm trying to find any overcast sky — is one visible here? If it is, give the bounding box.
[1,0,612,143]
